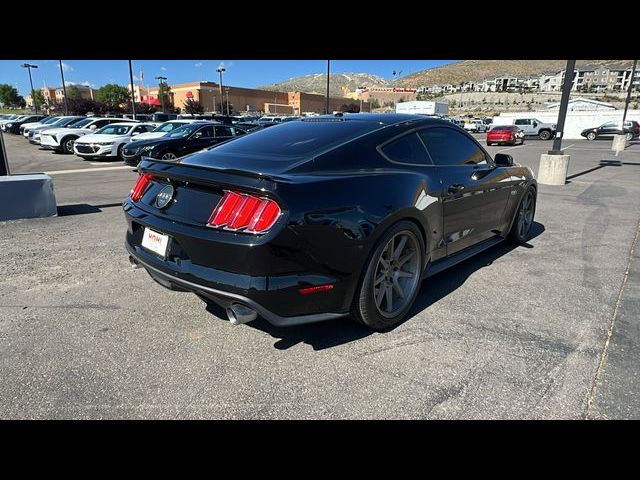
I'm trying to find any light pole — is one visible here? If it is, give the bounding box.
[325,60,330,114]
[155,76,167,112]
[622,59,638,127]
[128,60,137,120]
[58,60,68,115]
[225,87,230,115]
[217,67,225,114]
[21,63,38,113]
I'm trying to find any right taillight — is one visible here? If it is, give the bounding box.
[130,173,154,202]
[207,190,282,234]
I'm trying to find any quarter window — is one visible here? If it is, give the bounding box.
[380,133,431,165]
[214,126,234,137]
[419,127,487,166]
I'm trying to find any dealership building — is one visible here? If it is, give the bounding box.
[134,81,369,115]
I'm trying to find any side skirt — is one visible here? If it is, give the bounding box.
[422,235,505,279]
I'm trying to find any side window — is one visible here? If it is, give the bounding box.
[419,127,487,166]
[194,126,214,138]
[514,119,528,126]
[133,125,148,133]
[93,120,109,128]
[380,132,431,165]
[214,126,234,137]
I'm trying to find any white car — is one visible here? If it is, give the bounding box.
[463,119,487,133]
[21,116,59,135]
[24,116,84,138]
[132,119,200,141]
[73,122,157,160]
[40,117,138,154]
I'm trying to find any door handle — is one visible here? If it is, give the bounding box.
[448,184,465,194]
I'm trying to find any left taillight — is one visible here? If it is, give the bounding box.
[130,173,154,202]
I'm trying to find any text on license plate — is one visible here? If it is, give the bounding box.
[141,228,169,257]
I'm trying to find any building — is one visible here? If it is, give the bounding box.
[546,97,615,111]
[541,65,640,93]
[137,81,368,114]
[357,87,417,106]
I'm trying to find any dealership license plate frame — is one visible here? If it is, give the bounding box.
[141,227,171,258]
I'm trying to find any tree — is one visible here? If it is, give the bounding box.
[66,85,81,99]
[33,90,45,107]
[183,98,204,114]
[134,102,158,114]
[157,83,172,111]
[0,84,23,107]
[339,102,360,113]
[95,83,130,107]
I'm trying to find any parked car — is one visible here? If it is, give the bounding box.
[124,114,537,330]
[580,120,640,141]
[2,115,46,134]
[0,114,23,126]
[131,120,201,142]
[486,125,525,146]
[121,122,247,166]
[73,122,158,160]
[25,116,85,139]
[40,117,138,153]
[257,116,283,124]
[19,115,56,135]
[464,119,487,133]
[513,118,556,140]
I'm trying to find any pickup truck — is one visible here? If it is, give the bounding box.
[463,119,487,133]
[513,118,556,140]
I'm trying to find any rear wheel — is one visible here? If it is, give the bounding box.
[538,130,551,140]
[508,187,536,244]
[160,151,177,160]
[586,132,596,141]
[352,221,424,330]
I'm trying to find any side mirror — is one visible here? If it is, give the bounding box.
[494,153,514,167]
[89,125,97,130]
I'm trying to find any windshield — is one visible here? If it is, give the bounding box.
[68,118,93,129]
[95,124,133,135]
[58,117,83,127]
[41,117,59,124]
[166,124,200,138]
[155,122,185,133]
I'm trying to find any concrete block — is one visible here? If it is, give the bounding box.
[0,173,57,221]
[537,154,570,186]
[612,134,627,155]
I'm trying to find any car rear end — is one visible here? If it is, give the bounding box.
[487,126,516,145]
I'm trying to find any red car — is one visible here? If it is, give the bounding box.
[486,125,525,146]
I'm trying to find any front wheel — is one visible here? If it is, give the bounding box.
[351,221,424,330]
[160,151,177,160]
[508,187,536,244]
[625,132,633,141]
[586,132,596,141]
[538,130,551,140]
[62,137,76,154]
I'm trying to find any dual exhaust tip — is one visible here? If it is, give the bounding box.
[129,255,256,325]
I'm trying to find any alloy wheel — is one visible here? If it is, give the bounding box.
[372,231,421,318]
[517,191,535,239]
[161,152,177,160]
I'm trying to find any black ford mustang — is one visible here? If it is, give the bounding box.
[124,114,536,330]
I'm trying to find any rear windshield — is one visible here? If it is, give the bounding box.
[208,120,379,159]
[492,126,515,131]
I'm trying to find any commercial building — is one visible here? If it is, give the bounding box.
[357,87,417,106]
[135,81,369,115]
[26,85,96,107]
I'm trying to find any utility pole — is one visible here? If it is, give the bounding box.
[550,60,576,154]
[21,63,38,113]
[217,67,226,114]
[155,76,167,112]
[225,87,230,115]
[128,60,137,120]
[58,60,68,115]
[325,60,330,114]
[622,59,638,127]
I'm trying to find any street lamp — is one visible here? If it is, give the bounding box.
[155,76,167,112]
[325,60,330,114]
[21,63,38,113]
[216,67,225,114]
[58,61,68,115]
[225,87,230,116]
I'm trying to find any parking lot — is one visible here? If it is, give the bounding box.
[1,132,639,419]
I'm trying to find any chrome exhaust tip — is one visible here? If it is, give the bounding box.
[226,303,257,325]
[129,255,141,269]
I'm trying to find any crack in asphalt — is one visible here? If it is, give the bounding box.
[584,215,640,419]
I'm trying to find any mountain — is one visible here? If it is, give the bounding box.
[258,73,390,97]
[393,60,635,87]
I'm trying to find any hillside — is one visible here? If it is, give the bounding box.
[258,73,390,97]
[394,60,635,87]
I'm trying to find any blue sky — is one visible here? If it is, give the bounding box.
[1,60,456,95]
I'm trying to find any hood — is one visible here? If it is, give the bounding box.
[131,131,167,141]
[22,122,45,129]
[42,127,92,136]
[76,133,122,144]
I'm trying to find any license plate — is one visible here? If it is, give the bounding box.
[141,228,170,257]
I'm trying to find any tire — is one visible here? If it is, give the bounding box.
[160,151,177,160]
[61,136,76,154]
[487,142,492,146]
[625,132,633,141]
[508,187,536,244]
[351,221,424,330]
[586,132,596,141]
[117,143,125,160]
[538,130,551,141]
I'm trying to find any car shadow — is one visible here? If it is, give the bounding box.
[202,221,546,351]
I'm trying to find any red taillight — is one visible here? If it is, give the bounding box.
[299,284,334,295]
[208,190,282,233]
[130,173,154,202]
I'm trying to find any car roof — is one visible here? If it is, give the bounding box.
[104,122,155,127]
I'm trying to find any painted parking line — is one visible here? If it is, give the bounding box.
[497,145,525,152]
[45,166,133,175]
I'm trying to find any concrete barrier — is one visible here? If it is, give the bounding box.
[537,154,570,185]
[0,174,57,221]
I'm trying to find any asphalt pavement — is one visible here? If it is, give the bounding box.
[1,132,639,419]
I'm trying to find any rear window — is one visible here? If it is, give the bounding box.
[208,120,379,159]
[492,126,514,131]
